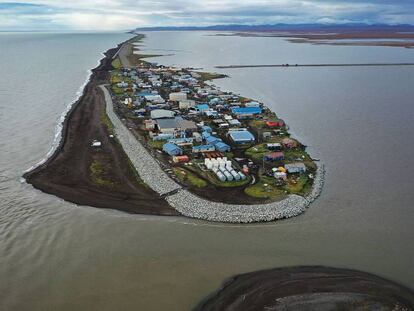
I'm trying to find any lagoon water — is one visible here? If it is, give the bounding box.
[1,31,414,310]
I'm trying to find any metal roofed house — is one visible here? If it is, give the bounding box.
[214,141,231,152]
[144,94,165,104]
[151,109,175,119]
[196,104,210,113]
[162,142,183,156]
[228,130,255,144]
[156,117,197,135]
[192,144,216,153]
[231,107,262,118]
[169,92,187,101]
[179,99,196,110]
[228,119,241,127]
[285,162,307,174]
[205,136,222,145]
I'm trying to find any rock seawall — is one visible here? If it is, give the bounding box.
[101,85,325,223]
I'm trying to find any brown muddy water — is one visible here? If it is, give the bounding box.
[1,31,414,310]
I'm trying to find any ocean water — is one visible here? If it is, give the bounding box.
[1,31,414,311]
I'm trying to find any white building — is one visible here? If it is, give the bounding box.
[169,92,187,102]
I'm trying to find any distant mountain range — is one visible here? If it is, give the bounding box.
[134,23,414,32]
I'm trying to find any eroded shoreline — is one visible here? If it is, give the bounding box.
[24,35,324,222]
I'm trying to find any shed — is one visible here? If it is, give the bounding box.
[196,104,210,112]
[151,109,175,119]
[266,120,285,128]
[228,119,241,127]
[162,143,183,156]
[192,144,215,153]
[285,163,307,174]
[264,152,285,162]
[228,130,255,144]
[169,92,187,101]
[179,100,196,109]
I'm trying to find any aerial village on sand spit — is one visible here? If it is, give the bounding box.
[105,56,317,203]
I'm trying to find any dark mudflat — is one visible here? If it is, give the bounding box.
[24,42,178,216]
[194,266,414,311]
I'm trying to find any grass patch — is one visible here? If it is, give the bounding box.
[245,143,269,161]
[100,111,114,134]
[111,57,122,69]
[249,120,266,129]
[148,139,165,150]
[173,167,207,188]
[284,175,311,195]
[196,71,227,81]
[90,159,116,187]
[244,176,285,199]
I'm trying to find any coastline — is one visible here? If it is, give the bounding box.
[101,84,325,223]
[194,266,414,310]
[23,37,178,216]
[24,34,324,223]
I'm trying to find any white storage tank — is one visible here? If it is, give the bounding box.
[230,170,241,181]
[224,171,234,181]
[238,171,247,180]
[216,171,226,182]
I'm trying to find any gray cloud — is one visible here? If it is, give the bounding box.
[0,0,413,30]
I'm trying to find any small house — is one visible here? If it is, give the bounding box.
[205,136,222,145]
[215,142,231,153]
[192,144,215,153]
[179,100,196,110]
[266,120,285,128]
[267,143,282,151]
[169,92,187,101]
[228,130,255,144]
[172,155,190,163]
[151,109,175,119]
[264,152,285,162]
[196,104,210,113]
[285,163,307,174]
[163,143,183,156]
[228,119,241,127]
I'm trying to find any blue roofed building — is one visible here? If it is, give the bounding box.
[215,141,231,152]
[202,131,211,139]
[201,125,212,133]
[162,142,183,156]
[196,104,210,113]
[205,135,222,145]
[228,130,255,144]
[231,107,262,118]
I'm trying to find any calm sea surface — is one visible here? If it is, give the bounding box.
[1,31,414,311]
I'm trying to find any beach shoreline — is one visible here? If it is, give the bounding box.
[23,37,178,216]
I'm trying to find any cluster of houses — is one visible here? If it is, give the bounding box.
[111,64,309,185]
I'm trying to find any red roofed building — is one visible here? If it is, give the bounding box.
[266,119,285,128]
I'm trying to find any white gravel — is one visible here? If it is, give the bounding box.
[100,85,325,223]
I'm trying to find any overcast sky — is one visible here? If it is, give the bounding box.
[1,0,413,31]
